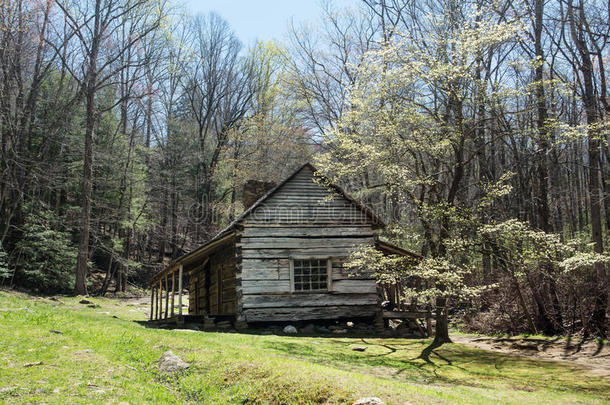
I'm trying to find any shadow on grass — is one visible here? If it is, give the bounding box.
[258,334,610,397]
[134,319,610,397]
[417,339,446,364]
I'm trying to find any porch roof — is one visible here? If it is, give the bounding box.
[150,231,236,285]
[375,240,422,259]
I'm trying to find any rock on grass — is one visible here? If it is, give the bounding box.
[158,350,190,373]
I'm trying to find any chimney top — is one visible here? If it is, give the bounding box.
[242,180,276,208]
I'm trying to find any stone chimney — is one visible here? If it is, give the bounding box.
[242,180,276,208]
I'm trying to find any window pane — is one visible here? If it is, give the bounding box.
[293,259,329,291]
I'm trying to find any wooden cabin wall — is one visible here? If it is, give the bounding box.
[237,166,380,322]
[210,244,237,314]
[187,243,237,315]
[188,263,207,315]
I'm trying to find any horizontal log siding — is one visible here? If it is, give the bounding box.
[242,167,374,227]
[244,305,378,322]
[239,166,379,322]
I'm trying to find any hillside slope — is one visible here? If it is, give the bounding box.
[0,290,608,404]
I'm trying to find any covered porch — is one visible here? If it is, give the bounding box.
[149,232,237,326]
[148,262,187,325]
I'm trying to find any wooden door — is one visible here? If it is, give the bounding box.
[217,266,222,312]
[203,260,210,313]
[208,260,219,314]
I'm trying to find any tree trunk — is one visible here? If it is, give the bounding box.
[433,297,451,344]
[75,83,94,295]
[568,0,607,337]
[533,0,550,234]
[74,0,102,296]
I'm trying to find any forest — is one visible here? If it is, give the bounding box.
[0,0,609,341]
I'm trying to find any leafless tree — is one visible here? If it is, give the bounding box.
[55,0,166,294]
[182,13,258,239]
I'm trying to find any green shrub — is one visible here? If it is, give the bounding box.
[14,209,77,293]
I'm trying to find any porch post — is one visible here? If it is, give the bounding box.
[149,285,154,321]
[164,275,169,319]
[154,286,158,320]
[158,279,162,319]
[171,270,176,317]
[178,263,183,316]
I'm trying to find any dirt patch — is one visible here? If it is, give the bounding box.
[453,334,610,378]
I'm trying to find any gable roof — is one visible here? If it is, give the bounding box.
[155,163,386,278]
[217,162,385,236]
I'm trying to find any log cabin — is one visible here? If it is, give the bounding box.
[149,163,420,329]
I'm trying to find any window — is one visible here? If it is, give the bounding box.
[291,259,330,292]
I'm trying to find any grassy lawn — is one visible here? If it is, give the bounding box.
[0,290,608,404]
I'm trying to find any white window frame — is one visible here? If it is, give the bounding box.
[289,257,332,293]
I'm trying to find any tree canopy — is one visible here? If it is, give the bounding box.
[0,0,608,339]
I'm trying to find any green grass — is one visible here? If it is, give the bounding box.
[0,290,608,404]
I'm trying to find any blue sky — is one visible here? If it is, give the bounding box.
[184,0,356,46]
